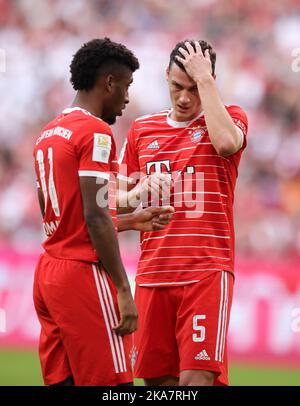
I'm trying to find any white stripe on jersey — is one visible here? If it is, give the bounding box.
[138,261,230,270]
[139,145,214,158]
[137,133,188,139]
[235,125,244,149]
[155,155,229,168]
[135,111,169,122]
[205,179,228,184]
[139,138,213,151]
[171,178,226,184]
[137,268,230,276]
[118,139,127,165]
[172,191,228,198]
[136,120,168,124]
[147,199,227,206]
[78,170,109,179]
[172,219,229,224]
[134,127,170,132]
[139,280,200,287]
[138,255,230,262]
[152,226,230,232]
[142,245,231,252]
[172,211,227,215]
[141,233,230,243]
[193,164,226,169]
[189,172,227,179]
[169,201,227,206]
[116,174,136,184]
[165,154,229,162]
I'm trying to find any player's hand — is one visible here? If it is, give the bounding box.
[176,41,213,84]
[113,289,138,336]
[133,206,175,232]
[139,173,172,203]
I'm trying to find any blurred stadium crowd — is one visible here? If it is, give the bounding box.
[0,0,300,258]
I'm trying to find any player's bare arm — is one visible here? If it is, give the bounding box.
[176,41,243,156]
[37,187,45,217]
[80,176,137,336]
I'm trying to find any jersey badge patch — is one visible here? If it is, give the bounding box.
[190,128,205,143]
[93,133,111,163]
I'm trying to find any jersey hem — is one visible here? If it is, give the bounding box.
[42,250,99,264]
[136,269,234,287]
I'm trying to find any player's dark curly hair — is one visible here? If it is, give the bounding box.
[169,39,216,76]
[70,38,139,91]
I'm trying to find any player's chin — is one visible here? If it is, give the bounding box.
[107,115,117,125]
[176,108,195,121]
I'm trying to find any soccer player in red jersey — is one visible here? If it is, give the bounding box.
[33,38,173,386]
[119,40,248,386]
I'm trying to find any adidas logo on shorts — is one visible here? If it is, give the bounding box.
[195,349,211,361]
[147,140,160,149]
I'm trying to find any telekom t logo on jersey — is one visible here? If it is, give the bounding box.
[145,160,204,219]
[146,160,171,175]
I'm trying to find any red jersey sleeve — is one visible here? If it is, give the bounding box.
[227,105,248,151]
[74,119,116,180]
[118,123,140,184]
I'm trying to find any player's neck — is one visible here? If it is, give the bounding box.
[71,93,102,119]
[169,108,203,123]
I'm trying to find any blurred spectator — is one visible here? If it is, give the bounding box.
[0,0,299,258]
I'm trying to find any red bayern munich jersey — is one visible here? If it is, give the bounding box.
[33,107,118,262]
[119,105,248,286]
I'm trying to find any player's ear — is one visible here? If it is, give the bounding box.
[166,68,170,81]
[105,74,115,93]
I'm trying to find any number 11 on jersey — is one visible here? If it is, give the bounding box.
[36,147,60,217]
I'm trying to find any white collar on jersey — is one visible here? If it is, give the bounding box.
[62,107,93,116]
[166,109,204,128]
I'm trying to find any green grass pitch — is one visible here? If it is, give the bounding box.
[0,349,299,386]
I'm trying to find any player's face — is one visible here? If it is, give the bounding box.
[103,68,133,125]
[167,63,201,122]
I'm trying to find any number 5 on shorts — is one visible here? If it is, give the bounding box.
[192,314,206,342]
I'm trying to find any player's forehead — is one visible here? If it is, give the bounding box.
[168,63,196,87]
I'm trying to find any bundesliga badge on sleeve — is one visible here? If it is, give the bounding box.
[93,133,111,163]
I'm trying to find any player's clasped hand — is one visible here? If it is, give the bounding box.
[151,206,175,231]
[133,205,174,232]
[140,173,172,203]
[176,41,213,84]
[113,289,138,336]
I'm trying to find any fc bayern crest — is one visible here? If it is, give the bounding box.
[191,128,205,143]
[130,345,138,369]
